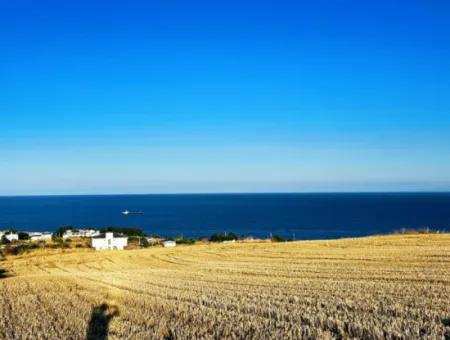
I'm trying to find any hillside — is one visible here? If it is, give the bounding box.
[1,234,450,339]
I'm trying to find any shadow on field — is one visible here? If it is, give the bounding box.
[86,303,119,340]
[0,269,10,279]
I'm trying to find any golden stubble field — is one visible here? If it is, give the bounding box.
[1,234,450,339]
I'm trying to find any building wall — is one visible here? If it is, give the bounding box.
[30,234,52,241]
[92,236,127,250]
[63,229,100,239]
[5,234,19,242]
[112,237,127,249]
[163,241,176,248]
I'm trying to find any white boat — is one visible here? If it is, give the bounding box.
[121,210,143,215]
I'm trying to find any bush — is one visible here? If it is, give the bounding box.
[175,237,196,245]
[1,235,10,245]
[52,235,63,242]
[53,226,76,238]
[209,232,238,242]
[18,232,30,240]
[271,234,286,242]
[127,236,141,242]
[48,237,71,249]
[46,241,70,249]
[4,243,41,256]
[141,238,150,248]
[100,227,144,237]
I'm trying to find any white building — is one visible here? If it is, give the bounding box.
[91,232,128,251]
[29,232,52,241]
[63,229,100,239]
[4,233,19,242]
[162,240,176,248]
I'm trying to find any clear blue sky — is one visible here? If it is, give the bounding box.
[1,0,450,195]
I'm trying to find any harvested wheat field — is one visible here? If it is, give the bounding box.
[1,234,450,339]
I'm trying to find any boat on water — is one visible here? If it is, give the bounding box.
[121,210,144,215]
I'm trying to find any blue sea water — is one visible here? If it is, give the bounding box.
[0,193,449,240]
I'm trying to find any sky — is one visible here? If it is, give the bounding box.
[1,0,450,195]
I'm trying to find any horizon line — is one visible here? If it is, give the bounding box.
[1,190,450,198]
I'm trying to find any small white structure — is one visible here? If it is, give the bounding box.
[63,229,100,239]
[29,232,52,241]
[91,232,127,251]
[163,240,176,248]
[4,233,19,242]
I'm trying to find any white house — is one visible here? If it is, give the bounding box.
[162,240,176,248]
[4,233,19,242]
[63,229,100,239]
[91,232,127,251]
[29,232,52,241]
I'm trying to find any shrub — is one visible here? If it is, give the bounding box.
[175,237,196,245]
[47,238,71,249]
[18,232,30,240]
[141,238,150,248]
[100,227,144,237]
[4,243,41,256]
[53,226,76,238]
[1,235,10,245]
[271,234,286,242]
[127,236,141,242]
[209,232,238,242]
[52,235,63,242]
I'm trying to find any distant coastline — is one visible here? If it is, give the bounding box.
[2,191,450,198]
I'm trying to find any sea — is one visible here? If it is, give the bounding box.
[0,193,449,240]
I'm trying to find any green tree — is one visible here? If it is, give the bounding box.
[18,232,30,240]
[209,232,238,242]
[271,234,286,242]
[175,237,196,245]
[100,227,144,237]
[53,226,75,238]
